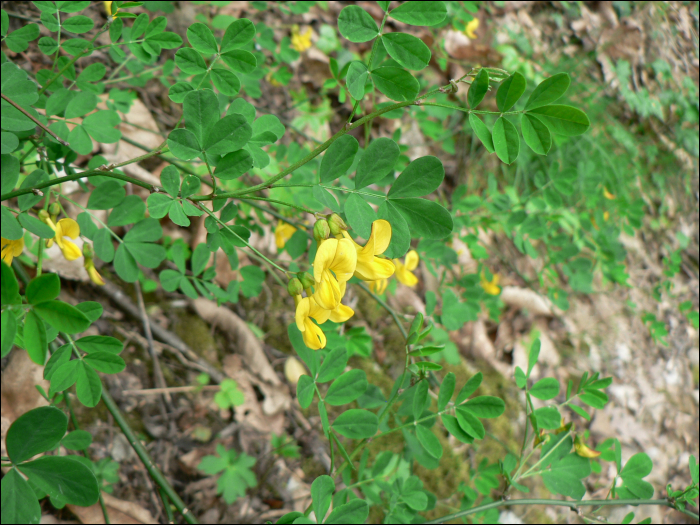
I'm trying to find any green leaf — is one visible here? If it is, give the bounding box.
[438,372,455,411]
[463,395,505,418]
[515,366,527,388]
[456,407,485,439]
[168,82,194,103]
[24,310,48,365]
[377,200,410,258]
[251,114,285,140]
[311,475,334,524]
[146,31,182,49]
[332,409,378,439]
[1,260,19,307]
[61,430,92,450]
[215,149,253,179]
[1,154,20,195]
[382,32,430,70]
[168,128,201,160]
[525,73,570,110]
[2,62,39,107]
[125,243,166,268]
[526,106,590,136]
[211,68,241,96]
[319,134,358,183]
[441,414,474,444]
[534,406,561,429]
[325,370,367,406]
[346,61,369,101]
[221,19,255,53]
[389,197,453,239]
[62,14,93,33]
[527,339,540,377]
[108,194,145,227]
[130,13,149,39]
[467,68,489,109]
[317,346,348,383]
[75,335,123,354]
[355,137,399,188]
[622,477,654,499]
[240,265,265,298]
[175,47,207,75]
[521,113,552,155]
[325,499,369,524]
[496,71,526,112]
[43,344,71,381]
[296,374,315,409]
[159,269,182,292]
[492,117,520,164]
[372,66,419,101]
[18,170,48,212]
[77,63,106,82]
[180,174,201,199]
[184,89,218,148]
[541,453,589,500]
[413,380,429,420]
[48,359,80,396]
[1,468,42,524]
[338,5,378,43]
[6,406,67,463]
[75,360,102,406]
[416,425,442,458]
[529,377,560,400]
[1,206,23,240]
[147,193,173,219]
[455,372,483,404]
[344,193,376,239]
[568,404,590,420]
[84,351,126,374]
[68,125,92,155]
[160,165,180,198]
[621,452,653,480]
[124,218,162,243]
[187,22,218,55]
[388,155,444,198]
[312,185,339,213]
[220,50,257,74]
[1,131,19,154]
[203,114,251,155]
[1,310,17,358]
[87,180,125,210]
[19,456,99,506]
[18,212,54,239]
[34,300,91,333]
[389,1,447,26]
[5,23,40,53]
[82,110,121,143]
[26,273,60,305]
[75,301,102,323]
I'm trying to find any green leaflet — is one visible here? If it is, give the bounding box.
[382,32,431,71]
[338,5,378,43]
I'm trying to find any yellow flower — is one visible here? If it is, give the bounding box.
[295,296,331,350]
[329,282,354,323]
[275,220,297,249]
[369,278,388,295]
[342,220,395,282]
[394,250,419,287]
[291,25,312,53]
[84,258,105,286]
[464,17,479,39]
[44,218,81,261]
[603,188,615,200]
[574,435,601,459]
[1,237,24,266]
[313,238,357,310]
[104,1,117,18]
[480,272,501,295]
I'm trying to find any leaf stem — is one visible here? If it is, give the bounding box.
[1,94,70,147]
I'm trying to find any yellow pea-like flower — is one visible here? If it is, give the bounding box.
[603,188,615,200]
[43,217,82,261]
[1,237,24,266]
[291,25,313,53]
[574,435,601,458]
[394,250,419,287]
[464,17,479,39]
[84,258,105,286]
[369,278,389,295]
[313,237,357,310]
[275,220,297,249]
[480,271,501,296]
[329,282,354,323]
[342,220,395,282]
[295,296,331,350]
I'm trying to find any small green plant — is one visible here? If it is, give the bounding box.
[197,444,258,505]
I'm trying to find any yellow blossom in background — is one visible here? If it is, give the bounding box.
[464,17,479,39]
[313,238,357,310]
[343,220,395,282]
[1,237,24,266]
[275,220,297,249]
[480,272,501,295]
[394,250,419,287]
[295,295,331,350]
[369,278,388,295]
[84,258,105,286]
[45,218,81,261]
[574,435,601,458]
[291,25,312,52]
[103,1,117,18]
[603,188,615,200]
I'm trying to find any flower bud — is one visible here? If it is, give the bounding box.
[327,213,348,237]
[297,272,315,290]
[82,243,95,259]
[313,219,330,242]
[38,209,50,223]
[287,277,303,297]
[48,202,61,217]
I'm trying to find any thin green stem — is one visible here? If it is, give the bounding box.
[1,94,70,147]
[59,195,124,243]
[236,196,316,215]
[357,282,408,339]
[104,64,165,84]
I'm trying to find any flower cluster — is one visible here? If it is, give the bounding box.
[291,25,313,53]
[369,249,420,295]
[290,215,395,350]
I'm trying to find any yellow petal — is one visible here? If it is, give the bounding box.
[57,218,80,239]
[313,270,341,310]
[275,221,297,249]
[574,436,601,458]
[308,296,331,325]
[1,237,24,266]
[465,18,479,39]
[355,256,395,282]
[395,264,418,287]
[313,238,357,284]
[295,296,311,332]
[369,278,388,295]
[303,318,326,349]
[330,302,354,323]
[60,239,82,261]
[404,250,419,271]
[359,220,392,257]
[87,264,105,286]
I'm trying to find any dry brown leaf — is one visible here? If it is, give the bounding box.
[66,493,157,524]
[499,286,554,317]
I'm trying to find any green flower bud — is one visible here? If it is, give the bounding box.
[48,202,61,216]
[328,213,348,237]
[38,209,50,222]
[287,277,303,297]
[82,243,94,259]
[297,272,315,290]
[313,219,330,242]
